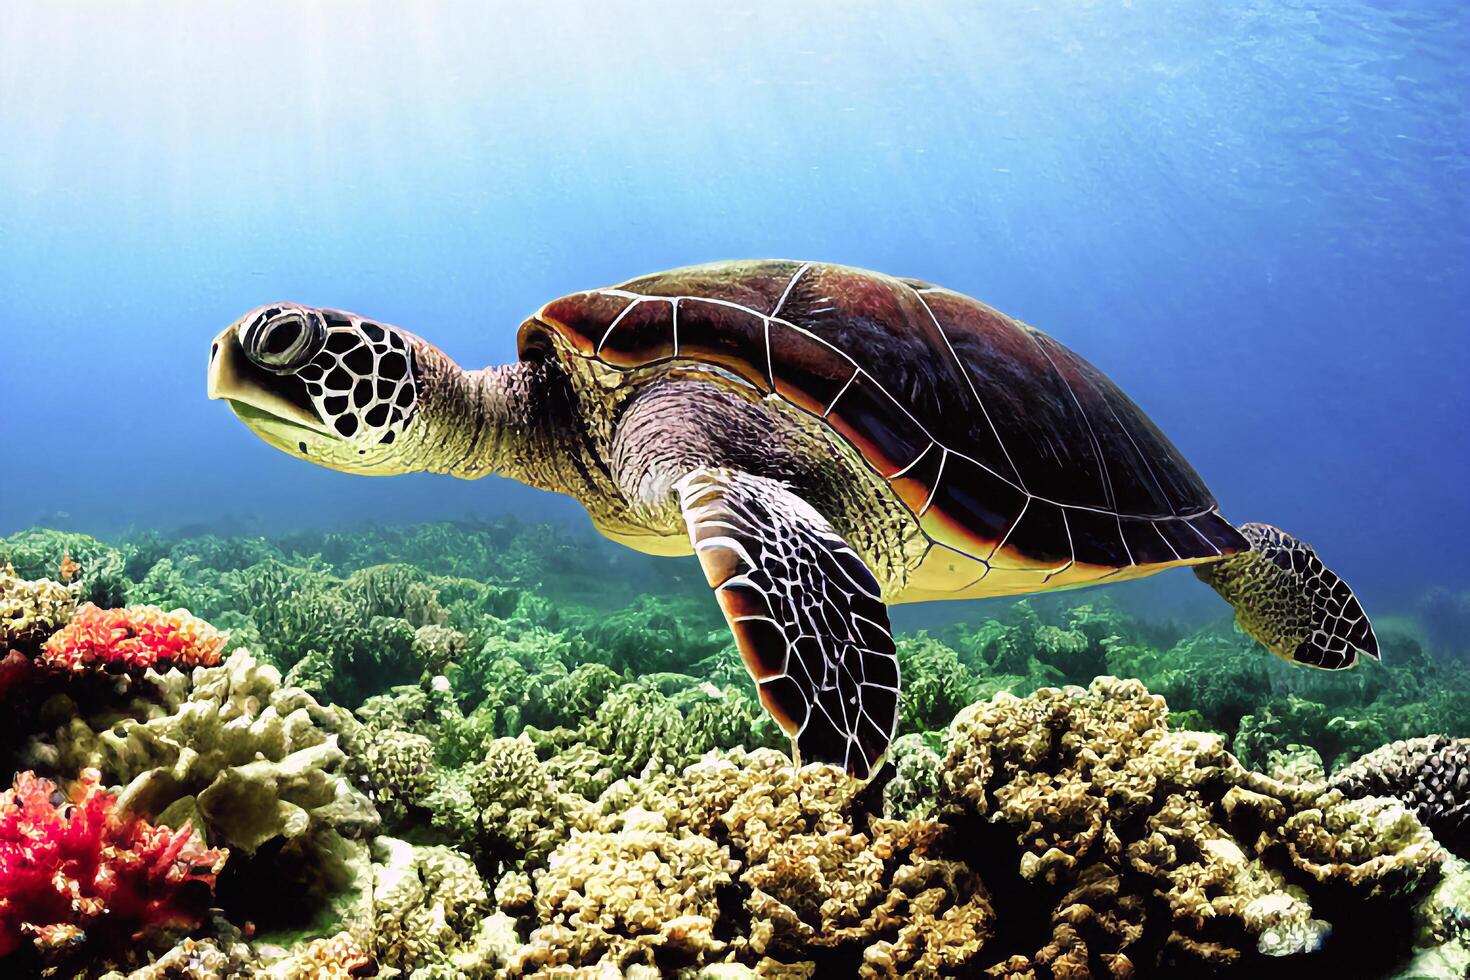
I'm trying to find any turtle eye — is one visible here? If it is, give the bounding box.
[243,307,327,375]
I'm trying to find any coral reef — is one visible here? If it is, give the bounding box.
[936,676,1444,972]
[349,727,436,826]
[368,837,514,976]
[1331,735,1470,861]
[40,603,226,673]
[0,769,225,962]
[475,680,1450,976]
[509,818,737,974]
[0,562,77,653]
[0,529,132,608]
[0,522,1465,978]
[523,678,778,799]
[429,736,587,871]
[894,634,985,735]
[30,650,380,935]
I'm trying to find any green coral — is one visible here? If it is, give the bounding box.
[894,632,983,735]
[1234,694,1390,772]
[129,556,228,616]
[0,528,132,607]
[523,678,779,799]
[166,533,285,574]
[576,593,726,675]
[350,728,436,826]
[429,736,586,870]
[880,732,942,820]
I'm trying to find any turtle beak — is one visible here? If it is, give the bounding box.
[208,320,329,435]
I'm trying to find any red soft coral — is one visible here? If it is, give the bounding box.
[39,604,226,672]
[0,769,227,959]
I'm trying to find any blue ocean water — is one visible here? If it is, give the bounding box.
[0,0,1465,619]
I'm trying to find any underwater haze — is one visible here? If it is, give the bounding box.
[3,4,1470,979]
[2,0,1467,616]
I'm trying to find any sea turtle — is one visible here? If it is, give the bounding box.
[207,260,1378,777]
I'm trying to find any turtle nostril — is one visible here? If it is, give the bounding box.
[210,342,219,363]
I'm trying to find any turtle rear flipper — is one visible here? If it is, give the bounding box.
[1195,522,1378,670]
[677,468,900,779]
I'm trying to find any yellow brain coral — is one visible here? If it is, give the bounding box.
[937,676,1446,972]
[0,562,76,652]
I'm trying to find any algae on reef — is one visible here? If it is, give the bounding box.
[0,520,1467,978]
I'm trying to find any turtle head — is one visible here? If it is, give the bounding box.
[208,303,445,475]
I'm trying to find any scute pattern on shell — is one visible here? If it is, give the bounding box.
[522,260,1248,590]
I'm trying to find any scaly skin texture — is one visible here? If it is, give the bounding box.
[332,337,923,593]
[607,376,925,593]
[398,344,926,593]
[212,305,923,582]
[1193,521,1377,669]
[1195,547,1307,659]
[211,296,1373,675]
[398,352,601,497]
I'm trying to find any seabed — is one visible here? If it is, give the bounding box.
[1,521,1467,979]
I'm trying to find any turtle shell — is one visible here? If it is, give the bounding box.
[519,260,1246,590]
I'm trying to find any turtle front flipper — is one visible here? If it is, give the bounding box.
[1195,522,1378,670]
[677,468,900,778]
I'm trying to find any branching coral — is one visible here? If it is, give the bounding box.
[510,817,736,975]
[224,558,347,669]
[343,564,448,628]
[0,769,226,960]
[350,728,436,827]
[130,557,225,616]
[894,634,983,735]
[949,598,1137,688]
[450,621,592,710]
[265,932,375,978]
[40,603,226,673]
[523,679,777,799]
[103,936,258,979]
[1233,694,1391,773]
[569,749,996,976]
[222,560,447,708]
[0,529,132,608]
[429,736,587,871]
[413,623,472,676]
[576,593,727,675]
[880,733,943,821]
[1279,792,1441,899]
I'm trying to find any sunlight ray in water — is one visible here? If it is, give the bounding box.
[0,2,1465,976]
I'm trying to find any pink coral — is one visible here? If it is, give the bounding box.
[0,769,227,959]
[40,603,226,673]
